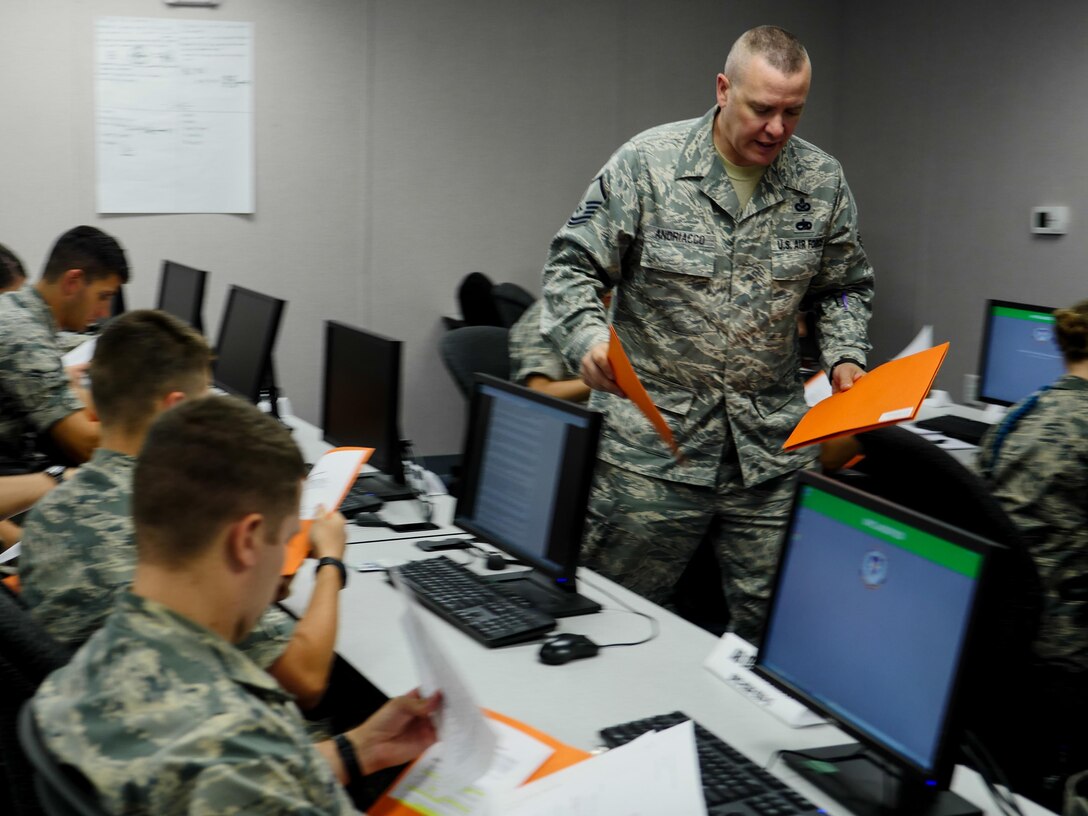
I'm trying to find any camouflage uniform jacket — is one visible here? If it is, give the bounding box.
[32,592,355,815]
[0,287,83,463]
[509,299,578,385]
[976,374,1088,670]
[541,107,874,488]
[20,447,296,666]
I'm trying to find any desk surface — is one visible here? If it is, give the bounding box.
[284,543,1054,816]
[280,414,1051,816]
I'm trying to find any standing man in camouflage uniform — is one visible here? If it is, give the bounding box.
[0,226,128,468]
[541,26,874,641]
[31,396,438,815]
[21,310,347,711]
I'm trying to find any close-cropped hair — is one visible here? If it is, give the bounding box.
[724,25,809,80]
[0,243,26,290]
[1054,299,1088,363]
[90,310,211,432]
[41,225,130,285]
[133,395,305,566]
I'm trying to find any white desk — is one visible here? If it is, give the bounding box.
[284,544,1055,816]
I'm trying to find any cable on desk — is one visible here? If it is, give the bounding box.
[575,572,660,648]
[960,731,1026,816]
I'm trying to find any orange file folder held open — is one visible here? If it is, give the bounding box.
[607,325,679,456]
[783,342,949,451]
[367,709,591,816]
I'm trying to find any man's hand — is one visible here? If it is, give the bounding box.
[581,342,624,396]
[309,505,347,561]
[831,362,865,394]
[348,690,440,774]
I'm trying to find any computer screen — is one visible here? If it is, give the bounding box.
[755,472,991,807]
[454,375,602,617]
[321,320,411,498]
[156,260,208,333]
[212,285,285,407]
[978,299,1064,406]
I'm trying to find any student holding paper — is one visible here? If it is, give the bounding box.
[20,310,345,709]
[0,226,128,468]
[540,25,874,640]
[31,396,438,815]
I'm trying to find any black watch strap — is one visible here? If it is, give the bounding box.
[316,556,348,589]
[829,358,866,378]
[333,733,363,785]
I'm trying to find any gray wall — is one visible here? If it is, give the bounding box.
[837,1,1088,398]
[13,2,1083,454]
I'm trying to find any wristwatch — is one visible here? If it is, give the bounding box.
[316,556,348,589]
[43,465,66,485]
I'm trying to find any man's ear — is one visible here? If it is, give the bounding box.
[225,512,265,570]
[59,268,86,297]
[716,73,731,108]
[160,390,187,411]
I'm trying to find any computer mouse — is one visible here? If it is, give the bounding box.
[538,634,599,666]
[485,553,507,571]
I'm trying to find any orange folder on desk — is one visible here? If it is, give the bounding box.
[783,342,949,450]
[607,325,679,456]
[368,709,591,816]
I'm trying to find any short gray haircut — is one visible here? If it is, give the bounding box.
[724,25,809,83]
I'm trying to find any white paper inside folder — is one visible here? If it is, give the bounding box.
[703,633,825,728]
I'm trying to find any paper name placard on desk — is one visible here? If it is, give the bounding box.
[704,633,825,728]
[607,325,679,457]
[783,342,950,450]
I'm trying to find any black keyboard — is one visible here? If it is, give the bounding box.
[394,556,556,648]
[913,415,991,445]
[600,712,822,816]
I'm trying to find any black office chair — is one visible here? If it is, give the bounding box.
[829,425,1045,785]
[0,584,72,816]
[439,326,511,399]
[17,706,106,816]
[456,272,503,328]
[491,282,536,329]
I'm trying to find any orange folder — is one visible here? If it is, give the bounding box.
[368,709,591,816]
[783,342,949,451]
[282,446,372,576]
[607,325,679,456]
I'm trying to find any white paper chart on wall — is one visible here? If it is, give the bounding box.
[95,16,254,214]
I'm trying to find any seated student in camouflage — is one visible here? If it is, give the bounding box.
[20,310,347,710]
[508,298,591,402]
[32,396,438,814]
[0,226,128,467]
[0,241,27,294]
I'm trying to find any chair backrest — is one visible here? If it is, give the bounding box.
[439,326,510,399]
[18,705,107,816]
[456,272,503,327]
[0,585,71,816]
[491,282,536,328]
[831,425,1044,753]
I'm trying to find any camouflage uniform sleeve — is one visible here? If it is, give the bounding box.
[541,143,643,372]
[508,300,570,384]
[237,604,298,669]
[186,753,356,815]
[805,172,874,372]
[0,326,83,434]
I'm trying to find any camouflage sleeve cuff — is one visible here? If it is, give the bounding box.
[237,603,297,668]
[565,324,611,374]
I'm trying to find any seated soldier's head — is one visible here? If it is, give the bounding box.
[0,242,27,293]
[90,309,211,443]
[133,396,306,640]
[39,226,129,331]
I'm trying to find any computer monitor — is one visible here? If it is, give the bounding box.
[321,320,414,500]
[156,260,208,333]
[977,299,1064,406]
[212,285,285,415]
[453,375,603,618]
[754,472,992,816]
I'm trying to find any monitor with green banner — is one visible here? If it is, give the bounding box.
[979,299,1063,406]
